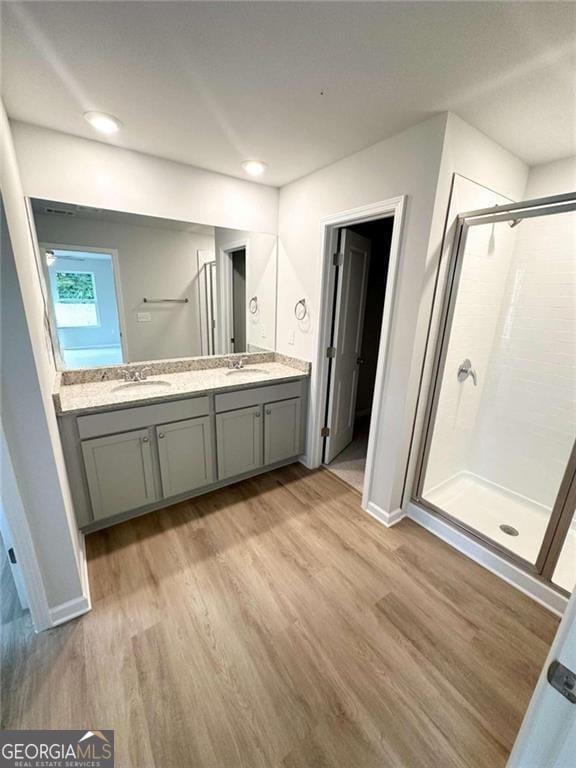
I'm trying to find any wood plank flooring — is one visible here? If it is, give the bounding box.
[1,465,559,767]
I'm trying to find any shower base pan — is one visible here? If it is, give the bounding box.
[425,472,575,592]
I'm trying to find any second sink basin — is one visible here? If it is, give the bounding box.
[112,379,173,392]
[224,367,268,377]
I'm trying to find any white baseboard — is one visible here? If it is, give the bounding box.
[49,594,91,627]
[407,501,567,616]
[46,533,92,629]
[365,500,406,528]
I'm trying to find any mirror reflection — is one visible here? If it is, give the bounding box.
[29,199,277,369]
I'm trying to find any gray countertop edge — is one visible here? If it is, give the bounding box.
[54,370,309,417]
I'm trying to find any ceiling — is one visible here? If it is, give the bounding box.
[2,2,575,187]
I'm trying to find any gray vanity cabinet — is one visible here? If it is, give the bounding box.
[216,405,263,479]
[156,416,215,497]
[60,377,308,531]
[264,397,302,465]
[81,428,157,521]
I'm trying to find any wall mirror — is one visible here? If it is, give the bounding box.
[28,198,278,370]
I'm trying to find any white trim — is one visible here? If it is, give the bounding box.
[217,238,249,354]
[308,196,406,519]
[39,241,129,365]
[197,248,216,355]
[0,423,52,631]
[365,501,406,528]
[48,593,91,627]
[407,501,568,616]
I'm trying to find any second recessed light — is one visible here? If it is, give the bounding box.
[242,160,267,177]
[84,111,122,135]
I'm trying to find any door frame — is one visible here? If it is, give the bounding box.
[412,193,576,587]
[39,241,129,366]
[309,196,406,512]
[217,238,249,354]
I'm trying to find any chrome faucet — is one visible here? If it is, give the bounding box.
[123,367,151,382]
[228,357,245,370]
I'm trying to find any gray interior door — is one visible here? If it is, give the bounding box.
[324,228,371,463]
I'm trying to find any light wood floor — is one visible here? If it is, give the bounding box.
[1,465,559,767]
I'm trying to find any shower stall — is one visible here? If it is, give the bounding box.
[415,192,576,596]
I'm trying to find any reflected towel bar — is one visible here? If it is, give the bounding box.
[143,297,189,304]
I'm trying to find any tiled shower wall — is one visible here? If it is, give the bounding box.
[425,191,575,511]
[471,209,576,508]
[423,180,517,492]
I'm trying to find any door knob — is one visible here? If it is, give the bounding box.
[142,436,149,443]
[356,357,365,365]
[457,359,477,386]
[158,433,165,439]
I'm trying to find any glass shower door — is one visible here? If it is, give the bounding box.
[417,195,576,575]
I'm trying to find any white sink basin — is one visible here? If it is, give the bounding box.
[224,367,268,377]
[112,379,173,393]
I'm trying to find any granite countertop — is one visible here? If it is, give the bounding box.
[56,361,309,416]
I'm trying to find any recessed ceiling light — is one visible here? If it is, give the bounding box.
[242,160,267,177]
[83,111,122,135]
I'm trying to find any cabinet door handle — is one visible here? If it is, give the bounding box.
[142,436,149,443]
[265,409,271,415]
[158,433,165,439]
[254,411,261,418]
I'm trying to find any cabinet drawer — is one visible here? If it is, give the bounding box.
[214,381,302,413]
[77,396,210,438]
[157,416,215,498]
[82,428,157,520]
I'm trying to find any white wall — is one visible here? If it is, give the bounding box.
[525,156,576,199]
[12,121,279,234]
[405,113,530,504]
[34,212,215,362]
[1,102,86,620]
[277,113,450,515]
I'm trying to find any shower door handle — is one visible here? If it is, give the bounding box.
[457,359,477,386]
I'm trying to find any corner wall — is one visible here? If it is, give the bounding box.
[277,113,450,517]
[1,103,87,625]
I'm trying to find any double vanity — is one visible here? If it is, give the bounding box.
[55,353,309,532]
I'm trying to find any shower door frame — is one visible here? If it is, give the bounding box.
[413,192,576,591]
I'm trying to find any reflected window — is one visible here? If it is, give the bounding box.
[54,270,99,328]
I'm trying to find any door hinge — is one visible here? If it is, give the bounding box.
[333,252,343,267]
[548,661,576,704]
[8,547,17,565]
[326,346,336,358]
[321,427,330,437]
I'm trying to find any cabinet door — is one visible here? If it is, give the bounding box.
[264,398,302,465]
[82,428,157,521]
[216,406,263,480]
[157,416,215,498]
